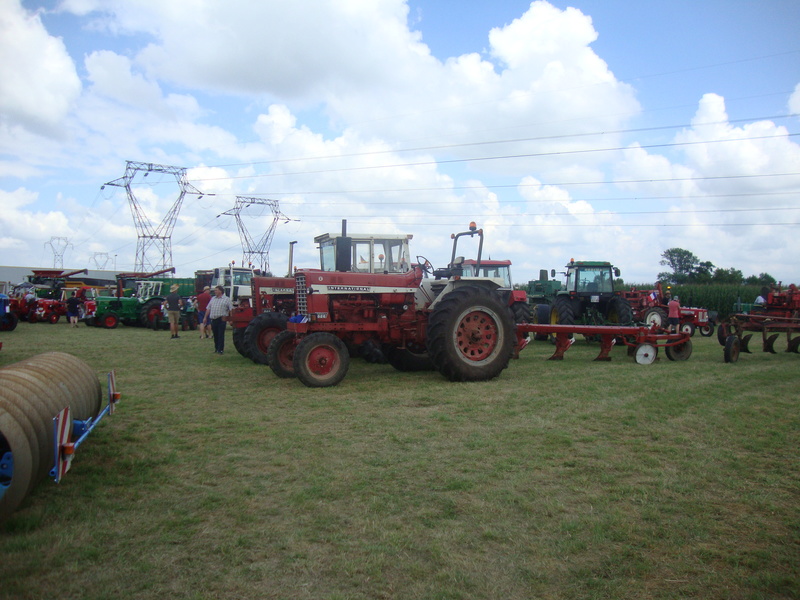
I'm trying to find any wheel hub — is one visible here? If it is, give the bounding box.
[456,310,498,360]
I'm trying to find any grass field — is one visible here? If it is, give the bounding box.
[1,321,798,600]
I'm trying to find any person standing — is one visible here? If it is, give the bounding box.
[196,285,212,339]
[667,295,681,334]
[163,284,184,339]
[66,291,82,328]
[204,285,234,354]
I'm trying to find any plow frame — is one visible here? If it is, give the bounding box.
[718,313,800,362]
[515,323,692,364]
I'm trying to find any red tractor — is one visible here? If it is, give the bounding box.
[623,282,712,336]
[9,269,88,324]
[230,228,417,365]
[718,283,800,362]
[267,223,518,387]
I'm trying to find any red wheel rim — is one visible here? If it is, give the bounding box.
[307,344,338,375]
[278,342,294,370]
[257,329,279,354]
[455,310,499,361]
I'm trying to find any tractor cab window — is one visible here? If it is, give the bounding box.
[381,239,410,273]
[572,268,613,293]
[320,242,336,271]
[232,270,252,287]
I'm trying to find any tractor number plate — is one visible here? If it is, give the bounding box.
[591,295,600,303]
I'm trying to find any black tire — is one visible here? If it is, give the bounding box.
[244,312,288,364]
[232,327,247,357]
[606,296,633,325]
[724,335,740,363]
[533,303,551,341]
[294,333,350,388]
[665,338,693,361]
[0,408,35,525]
[643,307,667,329]
[100,312,119,329]
[511,301,532,323]
[551,296,575,326]
[680,322,696,336]
[267,329,298,378]
[47,312,60,324]
[359,339,386,363]
[139,298,162,328]
[0,312,19,332]
[699,324,714,337]
[427,286,514,382]
[385,344,434,372]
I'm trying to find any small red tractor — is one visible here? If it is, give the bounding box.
[268,223,521,387]
[717,283,800,362]
[623,282,712,336]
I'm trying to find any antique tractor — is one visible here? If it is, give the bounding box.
[623,282,712,336]
[267,223,516,387]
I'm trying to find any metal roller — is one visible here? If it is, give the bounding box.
[0,352,103,524]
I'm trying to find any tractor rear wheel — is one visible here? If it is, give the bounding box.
[427,285,514,382]
[294,333,350,388]
[665,338,693,361]
[244,312,288,365]
[101,312,119,329]
[140,299,162,328]
[232,327,247,357]
[551,297,575,326]
[533,303,551,341]
[267,330,298,378]
[606,297,633,325]
[643,307,667,329]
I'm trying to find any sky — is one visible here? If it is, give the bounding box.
[1,0,799,285]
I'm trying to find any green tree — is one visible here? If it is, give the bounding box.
[744,272,776,286]
[712,267,744,284]
[658,248,701,284]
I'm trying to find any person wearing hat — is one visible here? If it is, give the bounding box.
[163,283,184,339]
[196,285,212,339]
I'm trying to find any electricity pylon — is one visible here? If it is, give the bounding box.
[90,252,111,269]
[45,237,72,269]
[221,197,288,274]
[103,161,202,272]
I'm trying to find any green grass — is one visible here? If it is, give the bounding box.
[1,322,798,599]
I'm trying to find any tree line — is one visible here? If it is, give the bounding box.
[657,248,776,286]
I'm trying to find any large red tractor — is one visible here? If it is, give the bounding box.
[267,223,517,387]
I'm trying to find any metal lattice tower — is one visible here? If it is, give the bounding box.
[103,161,202,272]
[90,252,111,269]
[222,197,287,273]
[45,237,72,269]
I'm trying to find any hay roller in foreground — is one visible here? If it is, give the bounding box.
[0,352,120,524]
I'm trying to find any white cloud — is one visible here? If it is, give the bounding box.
[0,1,82,135]
[789,83,800,115]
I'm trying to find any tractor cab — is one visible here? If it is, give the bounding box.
[460,259,513,288]
[562,260,619,298]
[314,231,413,274]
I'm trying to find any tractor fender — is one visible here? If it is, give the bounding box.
[427,279,503,311]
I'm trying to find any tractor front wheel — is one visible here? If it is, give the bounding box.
[699,324,715,337]
[0,313,19,332]
[427,285,514,382]
[294,333,350,388]
[244,312,288,364]
[140,299,162,328]
[644,307,667,329]
[267,330,298,378]
[101,312,119,329]
[47,312,60,324]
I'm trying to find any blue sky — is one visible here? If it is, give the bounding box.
[2,0,799,284]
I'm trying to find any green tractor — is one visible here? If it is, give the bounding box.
[528,260,633,330]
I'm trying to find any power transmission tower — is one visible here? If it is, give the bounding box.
[103,161,202,272]
[90,252,111,269]
[221,197,288,274]
[45,237,72,269]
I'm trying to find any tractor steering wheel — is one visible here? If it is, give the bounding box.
[416,256,434,276]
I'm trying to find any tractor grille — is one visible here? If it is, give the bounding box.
[295,272,308,316]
